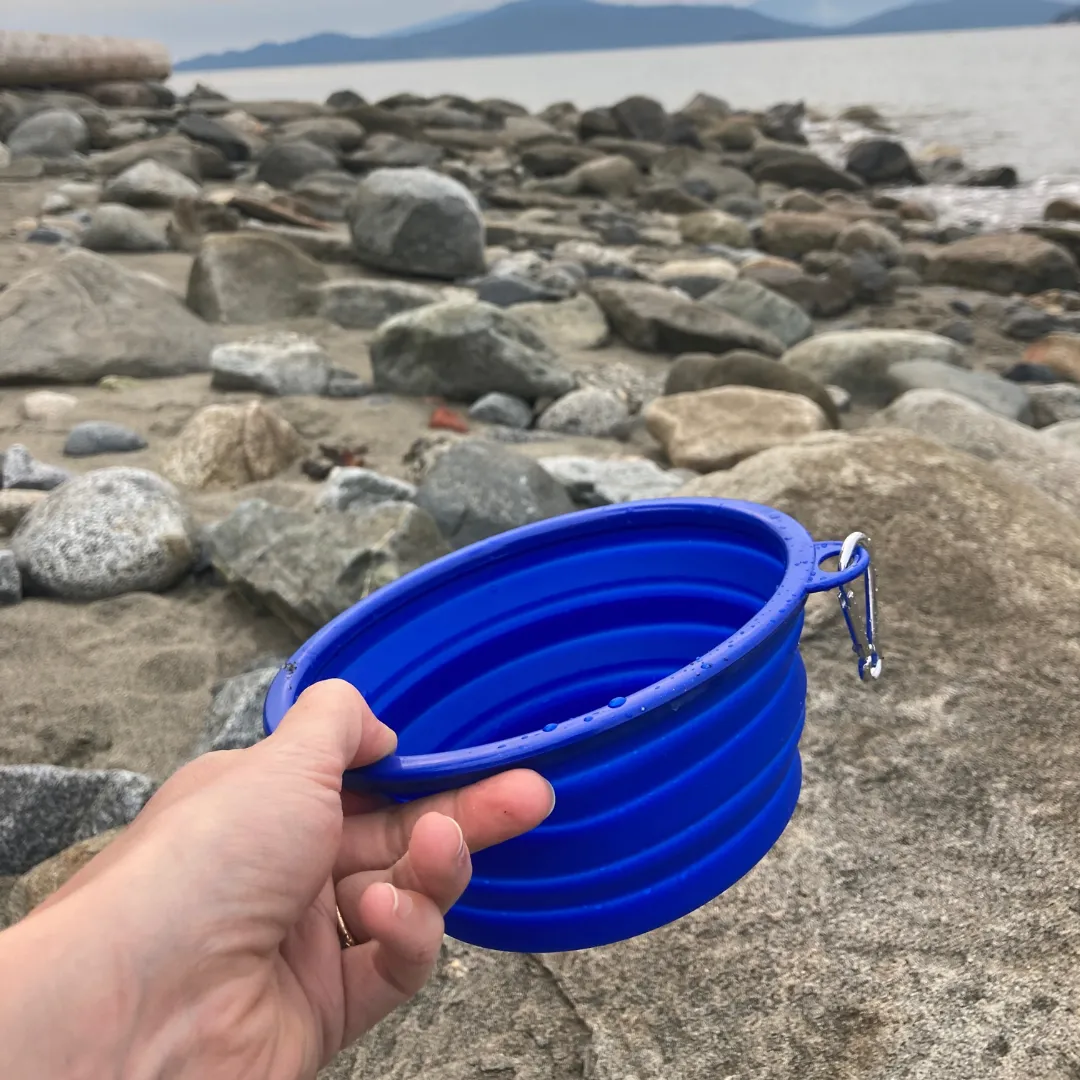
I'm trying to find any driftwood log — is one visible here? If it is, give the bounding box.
[0,31,171,88]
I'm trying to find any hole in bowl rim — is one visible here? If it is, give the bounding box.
[263,498,865,786]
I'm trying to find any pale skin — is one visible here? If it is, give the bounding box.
[0,680,555,1080]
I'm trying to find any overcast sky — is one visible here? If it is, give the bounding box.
[8,0,763,59]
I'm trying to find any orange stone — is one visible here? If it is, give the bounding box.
[1024,334,1080,382]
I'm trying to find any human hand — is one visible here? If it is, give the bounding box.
[0,680,554,1080]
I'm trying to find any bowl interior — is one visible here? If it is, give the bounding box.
[303,502,793,754]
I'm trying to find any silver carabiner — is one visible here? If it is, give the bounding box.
[837,532,882,682]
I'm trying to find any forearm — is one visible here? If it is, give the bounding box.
[0,897,139,1080]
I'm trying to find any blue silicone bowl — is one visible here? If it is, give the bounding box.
[264,498,878,953]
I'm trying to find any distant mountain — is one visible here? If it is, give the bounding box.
[751,0,901,26]
[176,0,820,71]
[376,9,482,38]
[844,0,1067,34]
[1053,4,1080,21]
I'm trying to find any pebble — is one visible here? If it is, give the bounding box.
[1,445,72,491]
[0,549,21,605]
[469,392,534,429]
[195,661,286,755]
[63,421,148,458]
[317,467,418,512]
[103,159,201,208]
[11,468,198,600]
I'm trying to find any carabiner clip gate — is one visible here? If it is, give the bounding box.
[837,532,882,682]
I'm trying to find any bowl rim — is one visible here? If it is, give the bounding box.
[263,498,859,785]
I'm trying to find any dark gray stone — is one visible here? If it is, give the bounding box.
[845,137,923,184]
[469,392,533,429]
[196,662,284,754]
[63,421,148,458]
[11,468,198,600]
[348,166,485,280]
[317,467,417,512]
[2,445,72,491]
[472,274,563,307]
[0,549,20,605]
[699,278,813,349]
[256,139,339,189]
[178,112,251,162]
[206,499,449,636]
[415,441,575,549]
[370,300,575,403]
[316,278,442,330]
[0,765,155,876]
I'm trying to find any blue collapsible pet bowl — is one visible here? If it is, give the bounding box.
[264,498,881,953]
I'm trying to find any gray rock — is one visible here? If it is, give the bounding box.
[2,445,72,491]
[415,441,575,549]
[925,233,1080,295]
[783,329,965,406]
[370,300,575,403]
[80,204,168,252]
[348,167,485,280]
[590,280,786,357]
[186,233,328,324]
[845,136,923,184]
[699,278,813,349]
[469,392,533,429]
[0,765,155,876]
[0,250,216,384]
[888,359,1033,423]
[103,159,201,208]
[317,467,417,512]
[195,662,284,754]
[538,456,688,507]
[664,351,841,428]
[11,468,198,600]
[210,332,333,396]
[472,274,562,307]
[751,149,864,192]
[877,388,1080,515]
[1027,383,1080,428]
[206,498,449,637]
[7,109,88,159]
[508,293,609,352]
[278,117,367,153]
[256,139,340,189]
[0,549,20,605]
[63,422,148,458]
[316,278,443,330]
[537,387,629,438]
[177,113,252,162]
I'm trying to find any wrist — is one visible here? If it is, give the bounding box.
[0,891,141,1080]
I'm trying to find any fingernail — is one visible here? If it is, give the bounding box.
[451,818,468,864]
[385,884,413,919]
[544,780,557,818]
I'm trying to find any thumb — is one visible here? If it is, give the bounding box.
[266,679,398,777]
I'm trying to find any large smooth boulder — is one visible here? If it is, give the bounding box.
[205,499,449,636]
[925,233,1080,295]
[256,138,339,188]
[187,233,328,324]
[11,468,198,600]
[103,159,200,208]
[845,137,923,184]
[644,386,829,471]
[699,278,813,349]
[888,359,1033,422]
[348,167,485,280]
[0,251,216,384]
[783,329,965,405]
[757,211,848,260]
[750,150,864,192]
[370,301,575,402]
[162,402,304,490]
[349,425,1080,1078]
[414,441,575,549]
[80,204,168,253]
[509,293,610,352]
[590,281,785,357]
[0,767,152,877]
[876,388,1080,516]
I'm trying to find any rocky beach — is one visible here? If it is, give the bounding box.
[1,75,1080,1078]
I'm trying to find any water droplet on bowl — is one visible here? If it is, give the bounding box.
[543,723,558,732]
[608,696,626,708]
[584,715,594,723]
